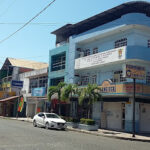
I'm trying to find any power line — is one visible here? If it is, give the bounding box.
[0,22,73,25]
[0,0,56,44]
[0,0,17,18]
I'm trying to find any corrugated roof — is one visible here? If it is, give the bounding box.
[7,58,48,70]
[0,96,19,103]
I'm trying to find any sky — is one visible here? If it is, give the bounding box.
[0,0,149,67]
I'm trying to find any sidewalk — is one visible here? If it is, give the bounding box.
[1,116,150,142]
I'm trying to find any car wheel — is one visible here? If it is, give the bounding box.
[45,122,49,129]
[33,120,37,127]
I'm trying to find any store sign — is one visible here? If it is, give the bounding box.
[75,46,126,69]
[11,80,23,88]
[123,64,146,80]
[32,87,46,96]
[99,80,116,93]
[98,80,150,97]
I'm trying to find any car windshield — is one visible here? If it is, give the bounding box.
[45,114,60,118]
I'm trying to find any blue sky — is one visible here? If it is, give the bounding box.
[0,0,148,67]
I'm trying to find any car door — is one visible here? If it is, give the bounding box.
[37,113,45,127]
[36,113,42,126]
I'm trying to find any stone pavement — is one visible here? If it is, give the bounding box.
[1,116,150,142]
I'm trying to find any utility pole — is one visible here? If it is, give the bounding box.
[132,78,136,137]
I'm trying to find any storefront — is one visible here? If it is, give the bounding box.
[93,80,150,132]
[26,87,49,118]
[26,96,48,118]
[0,96,19,117]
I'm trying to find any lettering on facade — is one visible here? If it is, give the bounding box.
[100,80,116,93]
[123,64,146,80]
[75,47,126,69]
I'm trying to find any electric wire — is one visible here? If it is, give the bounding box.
[0,0,17,18]
[0,0,56,44]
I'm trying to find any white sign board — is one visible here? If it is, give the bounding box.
[75,46,126,69]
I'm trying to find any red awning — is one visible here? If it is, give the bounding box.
[0,96,19,103]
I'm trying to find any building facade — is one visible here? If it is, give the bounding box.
[19,67,49,118]
[0,57,48,117]
[49,1,150,133]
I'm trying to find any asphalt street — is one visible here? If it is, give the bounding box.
[0,118,150,150]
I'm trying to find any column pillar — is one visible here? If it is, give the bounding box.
[125,98,139,133]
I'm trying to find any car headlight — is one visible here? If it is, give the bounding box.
[51,121,56,124]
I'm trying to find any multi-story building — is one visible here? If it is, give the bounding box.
[0,57,48,117]
[19,67,49,118]
[49,1,150,133]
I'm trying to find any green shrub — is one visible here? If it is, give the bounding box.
[80,118,95,125]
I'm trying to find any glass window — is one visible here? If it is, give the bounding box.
[46,113,60,118]
[93,47,98,54]
[81,76,89,85]
[91,75,97,84]
[148,40,150,48]
[146,72,150,84]
[115,38,127,48]
[113,70,126,83]
[29,76,48,93]
[84,49,90,56]
[51,52,66,71]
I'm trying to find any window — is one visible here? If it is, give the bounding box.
[93,47,98,54]
[146,72,150,84]
[51,52,66,71]
[91,75,97,84]
[113,70,126,83]
[50,77,64,86]
[84,49,90,56]
[29,76,48,93]
[115,38,127,48]
[148,40,150,48]
[81,76,89,85]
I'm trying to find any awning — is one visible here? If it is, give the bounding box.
[0,96,19,103]
[27,96,48,100]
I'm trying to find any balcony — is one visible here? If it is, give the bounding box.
[75,46,150,70]
[75,46,126,70]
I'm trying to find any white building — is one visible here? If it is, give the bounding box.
[19,67,49,118]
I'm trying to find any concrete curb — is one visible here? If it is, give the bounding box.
[1,116,150,143]
[67,127,150,143]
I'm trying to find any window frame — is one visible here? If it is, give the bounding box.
[115,38,127,48]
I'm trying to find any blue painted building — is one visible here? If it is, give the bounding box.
[49,1,150,133]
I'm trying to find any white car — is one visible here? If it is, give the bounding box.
[33,112,67,130]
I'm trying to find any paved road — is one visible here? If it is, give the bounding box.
[0,119,150,150]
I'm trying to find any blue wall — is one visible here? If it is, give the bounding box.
[49,44,69,86]
[127,46,150,61]
[73,13,150,38]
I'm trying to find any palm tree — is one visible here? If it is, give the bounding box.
[61,84,80,117]
[79,83,102,119]
[48,82,66,115]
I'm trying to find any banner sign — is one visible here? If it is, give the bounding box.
[32,87,46,96]
[75,46,126,69]
[18,97,24,112]
[11,80,23,88]
[123,64,145,80]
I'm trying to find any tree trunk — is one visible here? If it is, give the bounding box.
[88,99,92,119]
[58,93,61,115]
[58,101,61,115]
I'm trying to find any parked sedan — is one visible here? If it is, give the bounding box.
[33,112,67,130]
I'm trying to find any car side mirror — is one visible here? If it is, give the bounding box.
[42,116,45,119]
